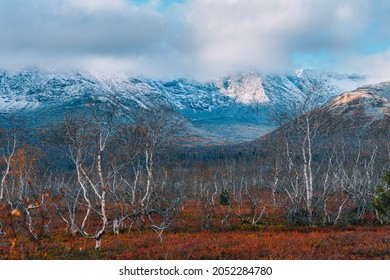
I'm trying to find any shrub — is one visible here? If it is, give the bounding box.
[372,172,390,223]
[219,188,230,206]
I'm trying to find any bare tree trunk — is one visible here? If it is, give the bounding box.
[301,114,314,223]
[0,135,16,201]
[141,150,153,209]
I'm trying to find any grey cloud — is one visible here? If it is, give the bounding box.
[183,0,390,77]
[0,0,389,79]
[0,1,178,56]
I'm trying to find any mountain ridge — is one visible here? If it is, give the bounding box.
[0,68,368,143]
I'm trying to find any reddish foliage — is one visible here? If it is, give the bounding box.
[1,198,389,260]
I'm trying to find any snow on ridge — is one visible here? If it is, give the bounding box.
[214,73,269,104]
[0,68,369,114]
[0,96,40,113]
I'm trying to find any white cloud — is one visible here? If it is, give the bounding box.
[0,0,389,79]
[182,0,376,76]
[340,49,390,83]
[62,0,128,13]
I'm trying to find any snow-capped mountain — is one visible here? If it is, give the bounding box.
[0,68,367,143]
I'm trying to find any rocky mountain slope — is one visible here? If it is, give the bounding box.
[320,81,390,139]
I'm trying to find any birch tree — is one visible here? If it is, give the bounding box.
[270,85,324,224]
[0,128,16,201]
[108,106,185,239]
[64,104,117,250]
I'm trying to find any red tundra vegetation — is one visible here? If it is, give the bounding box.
[0,199,389,260]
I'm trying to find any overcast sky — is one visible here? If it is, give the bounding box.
[0,0,389,80]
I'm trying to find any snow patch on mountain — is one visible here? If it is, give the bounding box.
[214,72,269,104]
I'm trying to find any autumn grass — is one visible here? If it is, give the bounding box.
[1,199,389,260]
[2,225,388,260]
